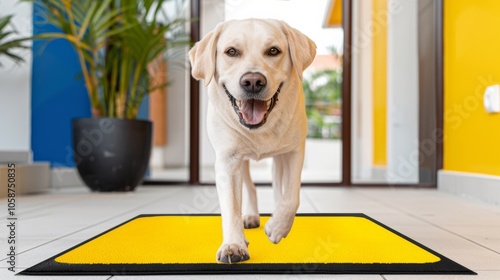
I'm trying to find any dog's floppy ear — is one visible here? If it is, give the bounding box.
[280,21,317,79]
[188,23,222,86]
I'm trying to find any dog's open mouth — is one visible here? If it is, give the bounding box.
[223,83,282,129]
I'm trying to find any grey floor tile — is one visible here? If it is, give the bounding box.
[113,275,384,279]
[443,225,500,253]
[384,270,500,279]
[1,268,110,280]
[138,186,220,214]
[387,224,500,271]
[353,189,500,226]
[302,187,400,214]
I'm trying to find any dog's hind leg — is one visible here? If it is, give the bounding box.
[242,160,260,229]
[272,156,284,207]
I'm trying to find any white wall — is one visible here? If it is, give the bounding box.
[150,0,191,169]
[351,0,374,182]
[386,0,419,183]
[161,9,191,168]
[439,171,500,205]
[0,0,32,151]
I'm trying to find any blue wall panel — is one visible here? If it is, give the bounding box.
[31,3,90,168]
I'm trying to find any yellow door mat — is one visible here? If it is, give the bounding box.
[20,214,475,275]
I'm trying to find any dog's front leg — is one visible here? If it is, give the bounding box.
[265,146,305,244]
[215,157,249,263]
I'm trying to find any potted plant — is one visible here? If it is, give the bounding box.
[0,14,29,66]
[33,0,189,191]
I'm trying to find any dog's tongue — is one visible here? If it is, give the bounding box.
[240,99,267,125]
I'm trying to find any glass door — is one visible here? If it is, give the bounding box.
[199,0,344,184]
[350,0,440,185]
[146,0,191,182]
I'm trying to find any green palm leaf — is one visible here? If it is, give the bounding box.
[0,14,30,66]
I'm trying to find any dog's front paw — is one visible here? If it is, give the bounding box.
[216,243,250,264]
[264,216,294,244]
[243,215,260,229]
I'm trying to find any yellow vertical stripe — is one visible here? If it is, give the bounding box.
[372,0,388,166]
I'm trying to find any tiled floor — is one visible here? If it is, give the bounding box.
[1,186,500,279]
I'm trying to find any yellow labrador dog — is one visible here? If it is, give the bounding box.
[189,18,316,263]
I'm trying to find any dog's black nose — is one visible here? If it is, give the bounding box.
[240,72,267,94]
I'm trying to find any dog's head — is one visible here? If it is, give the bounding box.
[189,19,316,129]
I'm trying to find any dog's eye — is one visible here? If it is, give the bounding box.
[225,48,239,57]
[268,47,281,56]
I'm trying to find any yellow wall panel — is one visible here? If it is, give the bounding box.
[444,0,500,176]
[372,0,388,166]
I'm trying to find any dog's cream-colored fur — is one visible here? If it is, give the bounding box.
[189,18,316,263]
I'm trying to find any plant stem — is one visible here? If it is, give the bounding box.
[127,62,143,119]
[65,1,100,116]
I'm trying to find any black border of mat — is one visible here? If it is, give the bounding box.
[20,213,476,275]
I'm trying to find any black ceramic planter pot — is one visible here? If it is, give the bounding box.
[72,118,152,192]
